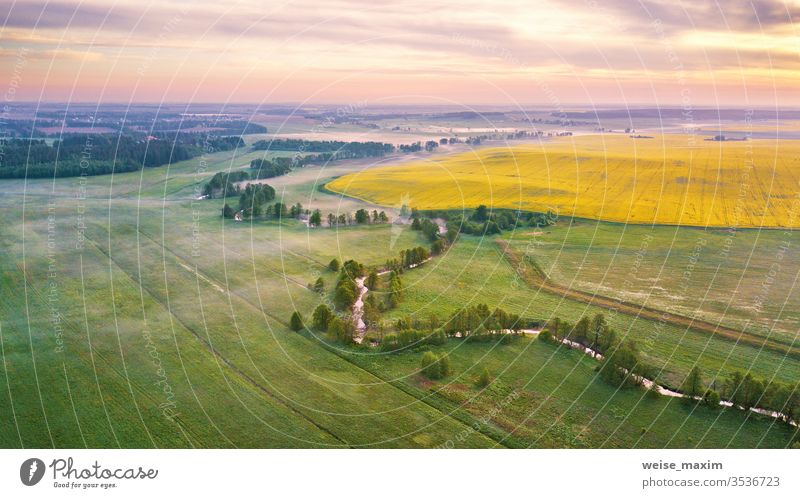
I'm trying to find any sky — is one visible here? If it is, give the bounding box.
[1,0,799,106]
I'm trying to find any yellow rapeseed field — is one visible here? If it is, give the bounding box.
[327,134,800,228]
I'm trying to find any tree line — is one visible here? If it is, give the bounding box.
[0,134,243,178]
[252,138,395,157]
[445,205,557,236]
[320,209,389,227]
[541,313,800,426]
[442,304,524,342]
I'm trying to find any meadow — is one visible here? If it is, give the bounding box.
[341,338,797,448]
[502,220,800,344]
[327,134,800,228]
[1,136,798,449]
[0,148,494,448]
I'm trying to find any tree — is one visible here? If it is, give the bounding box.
[472,204,489,222]
[421,351,443,379]
[272,202,287,219]
[313,277,325,293]
[365,270,378,290]
[599,341,649,388]
[704,389,721,409]
[681,366,704,399]
[327,316,345,342]
[442,226,457,244]
[387,271,403,308]
[597,326,618,355]
[439,355,451,377]
[538,328,554,343]
[312,304,333,331]
[476,367,491,388]
[483,220,500,235]
[327,213,336,227]
[378,211,389,223]
[222,203,235,219]
[590,313,606,352]
[334,284,356,311]
[355,209,369,224]
[571,316,590,345]
[431,238,445,255]
[328,258,340,272]
[289,203,303,218]
[289,311,304,332]
[309,209,322,227]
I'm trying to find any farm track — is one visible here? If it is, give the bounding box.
[495,239,800,361]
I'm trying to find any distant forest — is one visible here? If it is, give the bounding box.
[0,134,244,178]
[252,138,394,156]
[243,139,397,180]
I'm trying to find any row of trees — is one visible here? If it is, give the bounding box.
[542,314,612,355]
[252,139,395,157]
[221,185,283,219]
[1,134,243,178]
[410,217,441,242]
[540,314,653,388]
[321,209,389,228]
[681,368,800,423]
[249,157,293,179]
[248,138,450,179]
[223,197,307,221]
[542,313,800,426]
[442,304,524,342]
[382,329,447,353]
[417,206,558,237]
[203,171,250,198]
[384,246,431,273]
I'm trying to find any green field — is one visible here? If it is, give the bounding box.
[1,145,798,448]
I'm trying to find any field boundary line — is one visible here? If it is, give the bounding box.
[495,239,800,362]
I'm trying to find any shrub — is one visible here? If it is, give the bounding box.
[328,258,340,272]
[421,351,442,379]
[289,311,303,331]
[476,367,491,388]
[381,333,399,352]
[439,355,451,377]
[428,329,447,346]
[538,329,554,343]
[704,389,721,409]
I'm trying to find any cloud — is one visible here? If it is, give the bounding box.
[0,0,797,104]
[556,0,800,34]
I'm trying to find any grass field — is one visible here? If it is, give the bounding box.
[502,220,800,344]
[1,140,798,448]
[380,234,800,389]
[0,149,495,448]
[342,338,797,448]
[327,134,800,228]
